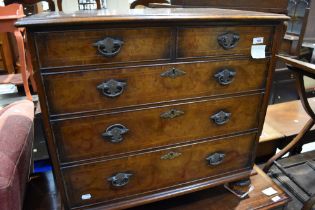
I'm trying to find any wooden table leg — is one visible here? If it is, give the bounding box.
[25,37,37,92]
[13,29,32,100]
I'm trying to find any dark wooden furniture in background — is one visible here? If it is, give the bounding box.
[270,150,315,210]
[130,0,168,9]
[281,0,311,56]
[169,0,289,13]
[263,56,315,209]
[17,8,288,210]
[271,0,313,104]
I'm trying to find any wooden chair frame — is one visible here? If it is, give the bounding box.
[263,55,315,210]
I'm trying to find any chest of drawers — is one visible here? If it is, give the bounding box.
[17,8,288,210]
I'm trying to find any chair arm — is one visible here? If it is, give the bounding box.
[277,55,315,76]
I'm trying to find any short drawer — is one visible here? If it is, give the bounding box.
[34,28,172,68]
[177,26,273,58]
[44,59,268,115]
[53,93,262,162]
[62,133,255,208]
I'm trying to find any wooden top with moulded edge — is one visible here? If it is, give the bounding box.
[15,8,289,27]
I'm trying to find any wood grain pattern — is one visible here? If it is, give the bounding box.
[177,26,273,58]
[35,28,172,68]
[21,8,288,210]
[170,0,289,13]
[22,165,289,210]
[15,8,289,27]
[62,133,255,208]
[44,59,268,115]
[53,93,262,163]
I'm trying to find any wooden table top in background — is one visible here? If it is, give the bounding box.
[264,98,315,138]
[260,122,285,143]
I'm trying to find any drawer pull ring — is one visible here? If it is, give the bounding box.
[97,79,127,98]
[210,111,231,125]
[107,172,133,187]
[93,37,124,57]
[161,151,182,160]
[161,67,186,78]
[214,69,236,85]
[160,109,184,119]
[217,32,240,50]
[206,152,225,166]
[102,124,129,143]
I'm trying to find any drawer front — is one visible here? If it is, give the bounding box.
[35,28,172,68]
[62,133,255,207]
[53,94,262,162]
[44,59,268,115]
[177,26,273,58]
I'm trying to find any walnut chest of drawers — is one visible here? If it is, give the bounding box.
[17,8,289,210]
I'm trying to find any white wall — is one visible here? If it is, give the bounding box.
[53,0,131,12]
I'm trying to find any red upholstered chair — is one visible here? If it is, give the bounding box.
[0,100,34,210]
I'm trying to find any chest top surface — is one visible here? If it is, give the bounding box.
[16,8,289,27]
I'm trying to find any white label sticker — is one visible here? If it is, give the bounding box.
[272,195,281,202]
[251,45,266,59]
[81,194,92,200]
[262,187,278,196]
[253,37,264,44]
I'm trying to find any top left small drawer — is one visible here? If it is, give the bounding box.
[34,28,172,68]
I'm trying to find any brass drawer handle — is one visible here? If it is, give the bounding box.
[93,37,124,57]
[210,110,231,125]
[206,152,225,166]
[102,124,129,143]
[160,109,184,119]
[107,172,133,187]
[217,32,240,50]
[161,67,186,78]
[214,69,236,85]
[161,151,182,160]
[97,79,127,98]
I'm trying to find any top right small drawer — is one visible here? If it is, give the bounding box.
[177,26,273,58]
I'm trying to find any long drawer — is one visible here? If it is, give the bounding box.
[34,28,172,68]
[53,93,262,163]
[44,59,268,115]
[62,132,255,208]
[177,26,273,58]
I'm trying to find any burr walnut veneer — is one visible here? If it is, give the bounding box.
[16,8,289,210]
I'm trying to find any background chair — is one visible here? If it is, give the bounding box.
[4,0,58,11]
[263,55,315,210]
[0,3,36,100]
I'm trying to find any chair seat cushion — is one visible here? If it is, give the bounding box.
[0,100,34,210]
